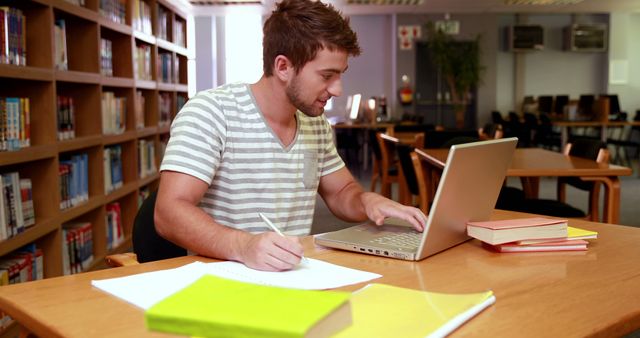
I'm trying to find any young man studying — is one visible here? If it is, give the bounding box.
[155,0,426,271]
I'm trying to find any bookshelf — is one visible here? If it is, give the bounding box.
[0,0,191,278]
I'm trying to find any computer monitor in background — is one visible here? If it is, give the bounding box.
[578,95,595,118]
[348,94,362,121]
[554,95,569,115]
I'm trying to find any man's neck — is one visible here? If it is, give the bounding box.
[250,76,298,146]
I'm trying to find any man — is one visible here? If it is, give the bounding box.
[155,0,426,271]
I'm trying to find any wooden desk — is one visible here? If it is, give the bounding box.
[1,210,639,337]
[415,148,632,224]
[552,120,640,148]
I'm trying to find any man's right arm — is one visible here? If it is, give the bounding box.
[154,171,303,271]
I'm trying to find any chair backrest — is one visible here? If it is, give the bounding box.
[537,95,553,114]
[423,129,479,148]
[377,132,398,172]
[368,128,384,162]
[491,111,505,124]
[564,138,609,163]
[410,151,429,214]
[479,123,503,140]
[132,191,187,263]
[393,124,436,133]
[578,95,595,117]
[554,95,569,115]
[396,144,419,196]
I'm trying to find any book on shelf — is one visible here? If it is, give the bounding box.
[145,274,352,338]
[488,239,588,253]
[57,95,76,140]
[101,91,126,135]
[515,226,598,245]
[1,172,24,238]
[0,97,30,151]
[333,283,494,338]
[54,19,68,71]
[133,0,152,35]
[100,38,113,76]
[105,202,123,250]
[467,217,568,245]
[62,221,93,274]
[0,7,26,66]
[134,91,145,129]
[19,178,34,228]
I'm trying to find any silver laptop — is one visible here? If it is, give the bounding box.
[314,137,518,261]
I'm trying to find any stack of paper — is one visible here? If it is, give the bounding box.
[467,217,597,252]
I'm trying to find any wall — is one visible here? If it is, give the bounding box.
[327,15,393,120]
[608,13,640,116]
[519,14,609,100]
[194,16,217,92]
[395,13,501,127]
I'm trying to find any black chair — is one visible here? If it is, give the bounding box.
[554,95,569,115]
[578,95,595,119]
[522,113,539,148]
[537,95,553,115]
[423,129,479,148]
[132,191,187,263]
[536,113,561,150]
[607,110,640,168]
[396,144,421,208]
[557,138,609,222]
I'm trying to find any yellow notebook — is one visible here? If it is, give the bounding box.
[334,284,494,338]
[145,275,351,338]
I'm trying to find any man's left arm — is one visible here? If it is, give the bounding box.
[317,167,426,231]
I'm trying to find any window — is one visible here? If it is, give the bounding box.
[224,13,263,84]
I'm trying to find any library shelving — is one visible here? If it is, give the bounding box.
[0,0,191,281]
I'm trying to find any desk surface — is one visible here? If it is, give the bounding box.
[552,120,640,127]
[416,147,632,177]
[1,210,640,337]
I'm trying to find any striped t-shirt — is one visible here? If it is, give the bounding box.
[160,83,345,235]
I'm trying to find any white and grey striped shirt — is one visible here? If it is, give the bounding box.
[160,83,345,235]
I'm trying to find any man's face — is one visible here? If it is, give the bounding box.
[286,48,348,117]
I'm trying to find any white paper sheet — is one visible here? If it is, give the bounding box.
[91,259,381,310]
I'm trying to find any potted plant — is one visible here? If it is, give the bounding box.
[425,22,484,129]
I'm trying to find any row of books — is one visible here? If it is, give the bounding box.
[59,154,89,210]
[134,44,153,80]
[132,0,153,35]
[159,92,172,126]
[0,173,34,241]
[156,6,169,41]
[174,20,186,48]
[157,52,174,83]
[57,95,76,141]
[0,96,30,152]
[104,145,124,194]
[99,0,126,25]
[0,244,43,328]
[467,217,597,252]
[134,91,146,129]
[102,91,127,135]
[54,19,68,71]
[100,38,113,76]
[106,202,124,251]
[0,7,26,66]
[138,139,157,179]
[62,221,93,275]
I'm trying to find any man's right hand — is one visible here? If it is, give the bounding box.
[235,232,304,271]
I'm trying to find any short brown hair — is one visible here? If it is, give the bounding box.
[262,0,361,76]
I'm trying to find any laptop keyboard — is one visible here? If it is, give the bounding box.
[370,232,421,248]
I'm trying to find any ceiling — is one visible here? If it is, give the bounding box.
[187,0,640,15]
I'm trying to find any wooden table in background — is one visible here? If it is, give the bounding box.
[415,147,632,224]
[1,210,639,337]
[552,120,640,148]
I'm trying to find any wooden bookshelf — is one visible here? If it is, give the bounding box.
[0,0,191,278]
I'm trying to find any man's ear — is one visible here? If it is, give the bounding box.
[273,55,293,82]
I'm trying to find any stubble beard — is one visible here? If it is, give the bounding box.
[286,75,324,117]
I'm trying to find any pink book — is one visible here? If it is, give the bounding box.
[491,239,588,253]
[467,217,568,245]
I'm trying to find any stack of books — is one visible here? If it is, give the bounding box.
[466,217,597,253]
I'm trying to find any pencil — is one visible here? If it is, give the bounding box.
[258,213,309,264]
